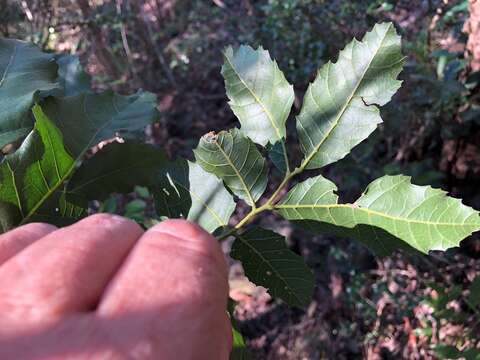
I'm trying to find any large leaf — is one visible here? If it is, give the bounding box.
[0,105,74,232]
[152,159,236,233]
[222,45,294,146]
[296,22,404,170]
[0,91,158,232]
[194,128,268,206]
[0,39,61,147]
[231,227,314,307]
[67,141,167,201]
[40,91,158,155]
[276,175,480,254]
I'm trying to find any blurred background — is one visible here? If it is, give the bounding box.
[2,0,480,358]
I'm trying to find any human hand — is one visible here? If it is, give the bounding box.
[0,215,232,359]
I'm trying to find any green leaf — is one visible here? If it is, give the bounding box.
[40,91,159,154]
[0,90,158,232]
[125,199,147,214]
[276,175,480,255]
[152,159,236,233]
[0,39,61,147]
[228,299,253,360]
[222,45,294,146]
[56,54,91,96]
[434,345,463,359]
[267,140,288,175]
[296,22,404,170]
[231,227,314,307]
[67,141,167,201]
[0,104,74,232]
[230,326,253,360]
[194,128,268,206]
[467,276,480,308]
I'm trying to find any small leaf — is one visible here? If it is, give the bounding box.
[276,175,480,255]
[267,140,288,175]
[152,159,236,233]
[67,141,168,201]
[194,128,268,206]
[0,39,61,147]
[230,326,252,360]
[222,45,294,146]
[296,22,404,170]
[56,54,91,96]
[125,199,147,214]
[228,299,253,360]
[231,226,314,307]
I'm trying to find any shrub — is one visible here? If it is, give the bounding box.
[1,22,479,356]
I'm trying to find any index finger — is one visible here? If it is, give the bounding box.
[0,223,57,266]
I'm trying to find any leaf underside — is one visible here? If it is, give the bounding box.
[296,22,404,170]
[153,159,236,233]
[194,128,268,206]
[222,45,294,146]
[231,226,314,308]
[276,175,480,255]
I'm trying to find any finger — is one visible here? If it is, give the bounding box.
[0,214,143,321]
[0,223,57,266]
[97,219,232,360]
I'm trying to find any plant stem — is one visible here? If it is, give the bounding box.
[231,151,312,232]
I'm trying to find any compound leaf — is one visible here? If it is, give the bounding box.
[67,141,168,201]
[153,159,236,233]
[297,22,404,170]
[222,45,294,146]
[194,128,268,206]
[231,226,314,308]
[276,175,480,254]
[0,39,61,147]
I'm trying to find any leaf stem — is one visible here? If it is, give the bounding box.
[232,152,310,231]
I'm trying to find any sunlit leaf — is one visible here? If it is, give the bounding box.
[296,22,404,170]
[222,45,294,146]
[276,175,480,254]
[194,128,268,206]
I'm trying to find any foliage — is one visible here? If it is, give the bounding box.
[1,20,480,357]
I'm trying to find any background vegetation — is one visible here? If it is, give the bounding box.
[2,0,480,358]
